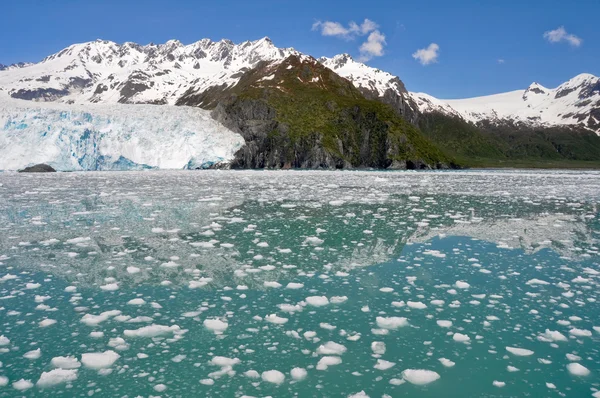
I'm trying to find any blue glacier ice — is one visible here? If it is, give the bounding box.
[0,99,245,171]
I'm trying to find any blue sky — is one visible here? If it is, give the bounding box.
[2,0,598,98]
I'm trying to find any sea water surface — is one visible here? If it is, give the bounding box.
[0,170,598,397]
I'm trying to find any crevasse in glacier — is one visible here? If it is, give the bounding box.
[0,98,245,171]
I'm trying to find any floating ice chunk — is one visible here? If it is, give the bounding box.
[407,301,426,309]
[438,358,455,367]
[0,336,10,346]
[437,320,452,328]
[124,324,180,338]
[154,384,167,392]
[304,237,324,246]
[329,200,345,206]
[566,353,581,361]
[64,286,77,293]
[286,282,304,289]
[26,283,41,290]
[401,369,440,385]
[127,298,146,306]
[81,350,120,369]
[506,347,534,356]
[199,379,214,385]
[455,281,470,289]
[100,283,119,291]
[244,370,260,378]
[453,333,470,343]
[12,379,33,391]
[80,310,121,326]
[376,317,408,330]
[306,296,329,307]
[569,328,592,337]
[567,362,590,376]
[330,296,348,304]
[371,342,386,355]
[278,303,304,313]
[540,330,567,342]
[316,356,342,370]
[430,300,445,306]
[290,367,307,381]
[204,318,228,334]
[37,369,78,388]
[39,319,57,327]
[189,278,213,289]
[51,356,81,369]
[379,287,394,293]
[348,392,370,398]
[526,279,550,285]
[374,359,395,370]
[317,342,347,356]
[492,381,506,388]
[0,376,7,387]
[264,281,282,288]
[261,370,285,384]
[210,356,240,367]
[23,349,41,359]
[126,266,141,274]
[265,314,288,324]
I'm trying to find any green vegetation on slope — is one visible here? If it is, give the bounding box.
[418,112,600,168]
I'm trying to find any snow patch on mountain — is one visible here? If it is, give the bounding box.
[411,73,600,134]
[0,98,244,171]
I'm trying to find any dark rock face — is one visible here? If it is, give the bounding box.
[211,98,445,170]
[10,88,70,101]
[18,164,57,173]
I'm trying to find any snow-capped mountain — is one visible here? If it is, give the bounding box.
[411,73,600,134]
[0,37,299,105]
[318,54,419,122]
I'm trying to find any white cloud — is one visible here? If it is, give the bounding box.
[412,43,439,65]
[358,31,386,62]
[312,18,386,62]
[543,26,582,47]
[312,19,378,39]
[497,59,505,64]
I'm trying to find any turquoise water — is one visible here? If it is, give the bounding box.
[0,170,598,397]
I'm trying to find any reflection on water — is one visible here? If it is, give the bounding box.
[0,170,598,397]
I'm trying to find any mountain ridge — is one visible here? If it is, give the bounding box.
[1,37,600,169]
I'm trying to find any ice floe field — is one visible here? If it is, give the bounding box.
[0,169,598,397]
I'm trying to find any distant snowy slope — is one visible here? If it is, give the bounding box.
[410,73,600,134]
[0,98,244,171]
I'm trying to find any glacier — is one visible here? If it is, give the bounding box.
[0,98,245,171]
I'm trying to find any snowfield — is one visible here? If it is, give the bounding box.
[0,98,244,171]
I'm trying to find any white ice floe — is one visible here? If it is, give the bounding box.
[506,347,534,356]
[567,362,590,376]
[401,369,440,385]
[261,370,285,384]
[51,356,81,369]
[306,296,329,307]
[203,318,228,334]
[317,341,347,356]
[376,316,408,330]
[437,320,452,328]
[439,358,455,367]
[316,356,342,370]
[374,359,395,370]
[36,369,78,388]
[290,367,307,381]
[123,324,180,338]
[453,333,470,343]
[12,379,33,391]
[265,314,288,324]
[23,349,41,360]
[80,350,120,369]
[286,282,304,289]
